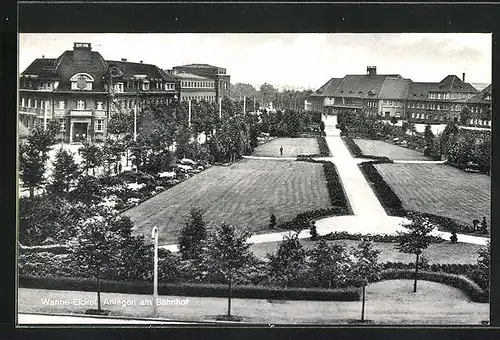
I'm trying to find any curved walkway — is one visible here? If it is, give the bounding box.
[160,115,488,251]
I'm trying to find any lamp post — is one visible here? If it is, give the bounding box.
[60,123,66,147]
[151,226,159,317]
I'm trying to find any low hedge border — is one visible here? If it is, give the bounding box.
[379,269,488,303]
[342,136,394,163]
[410,211,490,237]
[293,159,351,214]
[358,162,406,217]
[277,207,348,231]
[317,137,331,157]
[318,231,444,244]
[18,276,361,302]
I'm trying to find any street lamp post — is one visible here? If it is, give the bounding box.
[151,226,159,317]
[60,123,66,147]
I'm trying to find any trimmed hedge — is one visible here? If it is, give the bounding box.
[323,162,352,213]
[358,162,406,216]
[342,136,363,157]
[379,269,488,303]
[411,211,489,236]
[319,231,444,244]
[278,207,348,231]
[317,137,331,157]
[342,136,393,162]
[18,276,361,302]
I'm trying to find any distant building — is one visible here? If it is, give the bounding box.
[172,64,230,101]
[311,66,489,129]
[167,69,217,102]
[19,42,177,143]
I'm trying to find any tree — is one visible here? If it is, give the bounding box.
[79,141,103,176]
[396,214,435,292]
[347,239,382,322]
[72,214,120,313]
[308,240,348,288]
[390,116,398,125]
[198,223,253,318]
[259,83,278,107]
[48,148,80,194]
[423,124,435,157]
[269,214,276,229]
[319,121,325,135]
[460,107,472,126]
[267,232,307,299]
[19,125,57,197]
[178,207,208,260]
[309,224,318,241]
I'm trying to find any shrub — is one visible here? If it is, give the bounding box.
[358,162,406,216]
[379,269,488,303]
[18,276,361,301]
[323,162,351,212]
[317,137,331,156]
[342,136,363,157]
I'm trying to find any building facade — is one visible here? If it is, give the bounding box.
[168,70,217,102]
[172,64,230,101]
[311,66,490,129]
[19,42,178,142]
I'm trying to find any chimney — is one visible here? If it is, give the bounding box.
[367,66,377,76]
[462,72,465,82]
[121,58,127,62]
[42,55,44,59]
[140,60,143,64]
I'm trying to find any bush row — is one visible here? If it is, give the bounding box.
[317,137,331,157]
[342,136,363,157]
[319,231,444,244]
[278,207,348,231]
[379,269,488,303]
[18,275,361,302]
[323,162,352,213]
[382,261,479,275]
[358,162,406,216]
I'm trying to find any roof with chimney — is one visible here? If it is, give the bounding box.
[435,75,478,93]
[174,63,221,69]
[467,84,492,105]
[407,82,436,99]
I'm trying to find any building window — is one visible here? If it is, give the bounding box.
[142,82,150,91]
[115,83,124,93]
[77,100,85,110]
[21,97,25,107]
[95,119,104,132]
[96,101,104,110]
[58,100,65,109]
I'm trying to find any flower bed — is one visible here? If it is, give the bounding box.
[318,231,444,244]
[277,207,348,231]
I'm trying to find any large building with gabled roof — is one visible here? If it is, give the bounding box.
[19,42,177,143]
[310,66,488,128]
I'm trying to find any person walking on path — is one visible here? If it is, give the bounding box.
[280,146,283,156]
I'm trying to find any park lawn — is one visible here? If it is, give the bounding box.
[18,281,488,324]
[124,159,332,244]
[373,163,491,227]
[250,238,484,264]
[354,138,430,160]
[253,137,319,157]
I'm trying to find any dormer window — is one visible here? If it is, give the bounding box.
[70,73,94,91]
[142,80,150,91]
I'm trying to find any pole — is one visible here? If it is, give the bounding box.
[188,99,192,128]
[152,227,159,317]
[219,97,222,119]
[134,104,137,142]
[43,100,47,131]
[253,96,256,113]
[414,252,419,293]
[243,95,246,116]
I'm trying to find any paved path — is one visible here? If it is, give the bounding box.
[242,155,297,161]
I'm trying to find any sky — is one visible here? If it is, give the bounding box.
[19,33,491,90]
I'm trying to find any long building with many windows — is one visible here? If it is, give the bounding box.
[310,66,490,128]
